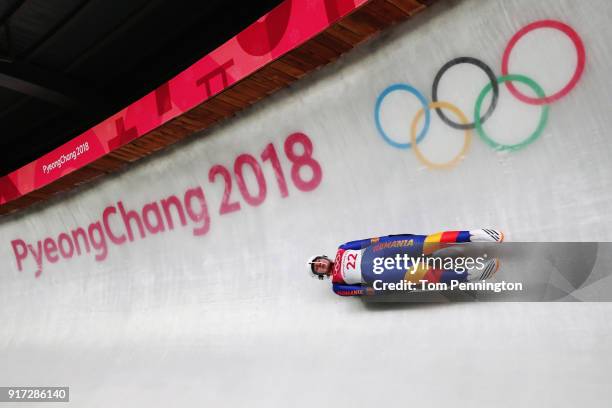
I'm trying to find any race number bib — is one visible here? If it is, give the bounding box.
[341,250,363,284]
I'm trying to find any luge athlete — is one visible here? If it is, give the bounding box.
[308,229,504,296]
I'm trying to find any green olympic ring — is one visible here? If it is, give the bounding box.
[475,74,550,151]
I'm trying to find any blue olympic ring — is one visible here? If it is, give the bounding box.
[374,83,430,149]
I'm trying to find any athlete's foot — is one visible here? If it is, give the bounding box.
[474,258,500,280]
[470,229,504,243]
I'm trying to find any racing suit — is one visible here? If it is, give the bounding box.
[331,229,503,296]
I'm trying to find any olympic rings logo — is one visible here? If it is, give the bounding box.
[374,20,586,169]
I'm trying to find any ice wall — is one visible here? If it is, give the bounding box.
[1,0,612,406]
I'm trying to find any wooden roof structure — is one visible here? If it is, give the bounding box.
[0,0,433,216]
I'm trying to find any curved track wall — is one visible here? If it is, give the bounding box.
[1,0,611,406]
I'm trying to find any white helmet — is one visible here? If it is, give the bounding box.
[307,255,332,280]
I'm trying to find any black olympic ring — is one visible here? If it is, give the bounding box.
[431,57,499,130]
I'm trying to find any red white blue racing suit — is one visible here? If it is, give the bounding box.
[331,229,503,296]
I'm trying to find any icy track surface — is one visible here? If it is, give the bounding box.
[2,0,612,406]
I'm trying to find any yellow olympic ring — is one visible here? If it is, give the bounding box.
[410,101,472,170]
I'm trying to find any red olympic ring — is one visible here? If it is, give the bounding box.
[501,19,586,105]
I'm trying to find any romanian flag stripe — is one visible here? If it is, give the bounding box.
[440,231,460,242]
[457,231,471,242]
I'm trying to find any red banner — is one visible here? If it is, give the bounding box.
[0,0,367,205]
